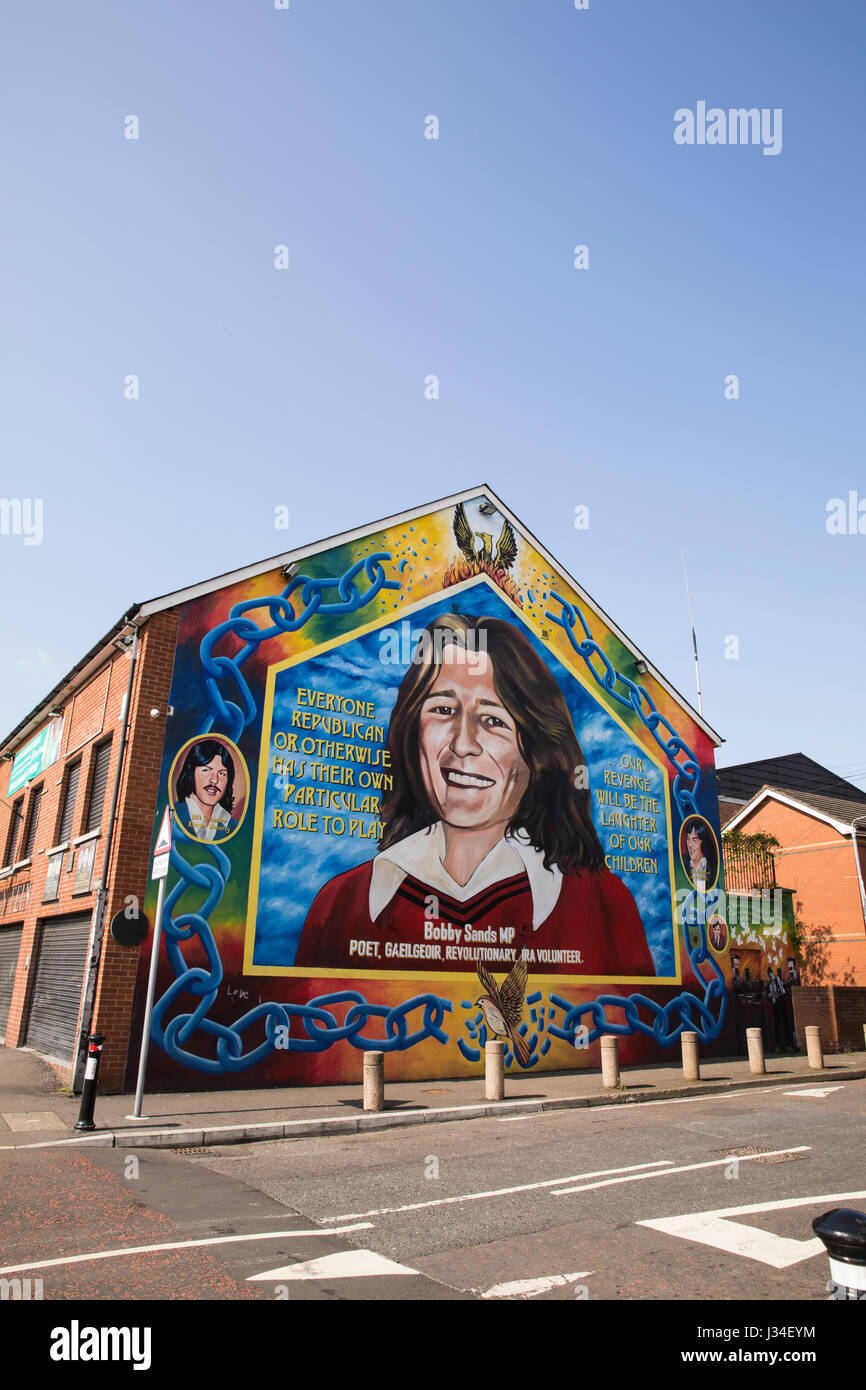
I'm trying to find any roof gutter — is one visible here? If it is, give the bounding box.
[852,815,866,932]
[73,619,143,1090]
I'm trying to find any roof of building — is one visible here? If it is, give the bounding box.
[724,782,866,836]
[0,605,140,764]
[717,752,864,805]
[781,787,866,825]
[1,485,724,758]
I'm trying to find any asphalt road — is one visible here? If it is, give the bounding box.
[1,1076,863,1310]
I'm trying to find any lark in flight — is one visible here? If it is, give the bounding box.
[475,958,531,1066]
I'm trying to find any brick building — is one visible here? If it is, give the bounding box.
[718,754,866,986]
[1,489,730,1093]
[0,607,179,1090]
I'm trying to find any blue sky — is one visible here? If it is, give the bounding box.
[1,1,864,790]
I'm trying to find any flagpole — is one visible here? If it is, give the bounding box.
[681,551,703,717]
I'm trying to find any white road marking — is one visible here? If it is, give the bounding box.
[638,1189,866,1269]
[784,1086,844,1098]
[325,1160,674,1223]
[552,1147,811,1195]
[482,1271,592,1299]
[0,1223,374,1277]
[638,1214,824,1268]
[248,1250,420,1280]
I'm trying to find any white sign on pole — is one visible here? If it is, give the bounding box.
[152,853,170,881]
[154,805,173,856]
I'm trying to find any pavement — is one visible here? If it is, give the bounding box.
[2,1042,864,1152]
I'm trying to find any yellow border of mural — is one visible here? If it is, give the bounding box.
[244,575,681,986]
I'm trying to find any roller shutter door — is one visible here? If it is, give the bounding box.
[0,925,23,1037]
[25,914,92,1062]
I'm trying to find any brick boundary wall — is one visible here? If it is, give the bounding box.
[831,986,866,1050]
[791,985,866,1053]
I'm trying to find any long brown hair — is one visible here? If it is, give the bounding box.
[380,613,605,874]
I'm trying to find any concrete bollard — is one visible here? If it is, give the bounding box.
[806,1025,824,1070]
[681,1031,700,1081]
[363,1051,384,1112]
[485,1040,505,1101]
[601,1035,620,1089]
[746,1027,766,1075]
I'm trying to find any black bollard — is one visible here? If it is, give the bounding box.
[812,1208,866,1300]
[74,1033,106,1132]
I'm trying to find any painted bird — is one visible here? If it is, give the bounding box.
[475,958,531,1066]
[453,502,518,574]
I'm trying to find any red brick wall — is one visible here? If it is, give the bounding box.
[0,686,134,1054]
[735,799,866,985]
[791,985,866,1053]
[0,609,179,1090]
[832,986,866,1050]
[89,611,180,1090]
[791,987,839,1050]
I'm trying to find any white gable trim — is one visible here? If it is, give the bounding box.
[724,787,859,837]
[138,486,488,618]
[138,483,722,745]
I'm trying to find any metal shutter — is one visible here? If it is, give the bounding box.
[58,762,80,844]
[22,786,43,859]
[86,741,112,833]
[25,913,92,1062]
[0,925,23,1037]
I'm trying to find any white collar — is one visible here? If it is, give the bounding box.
[369,822,561,930]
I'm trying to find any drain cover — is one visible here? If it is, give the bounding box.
[716,1145,805,1164]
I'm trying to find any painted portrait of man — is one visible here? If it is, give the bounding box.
[173,737,244,843]
[293,614,655,976]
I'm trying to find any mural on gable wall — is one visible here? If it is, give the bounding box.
[127,494,731,1090]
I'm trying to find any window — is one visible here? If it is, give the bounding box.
[21,785,43,859]
[57,761,81,844]
[4,800,24,868]
[85,740,112,834]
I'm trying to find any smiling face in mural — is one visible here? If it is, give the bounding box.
[686,826,702,866]
[193,755,230,818]
[417,650,530,832]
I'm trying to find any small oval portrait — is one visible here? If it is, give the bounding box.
[707,913,729,956]
[680,815,719,891]
[169,735,248,844]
